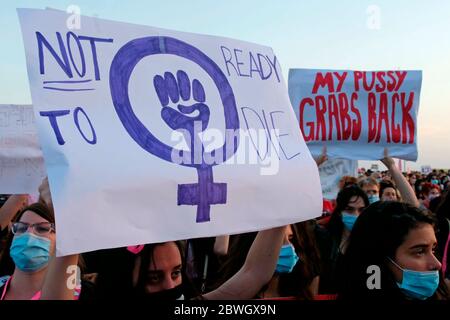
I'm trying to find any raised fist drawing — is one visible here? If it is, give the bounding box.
[154,70,210,137]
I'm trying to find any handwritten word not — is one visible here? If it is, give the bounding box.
[37,31,113,80]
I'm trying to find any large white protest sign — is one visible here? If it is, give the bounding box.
[0,104,46,194]
[288,69,422,161]
[319,158,358,200]
[18,9,322,256]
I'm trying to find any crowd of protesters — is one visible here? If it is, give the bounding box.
[355,167,449,210]
[0,155,449,301]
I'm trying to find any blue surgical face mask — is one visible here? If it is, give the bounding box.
[368,194,380,204]
[10,232,51,272]
[275,244,299,274]
[341,212,358,231]
[388,257,439,300]
[431,179,439,185]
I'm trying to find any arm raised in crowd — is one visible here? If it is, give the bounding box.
[40,255,79,300]
[381,148,419,207]
[203,226,286,300]
[37,176,79,300]
[0,194,28,231]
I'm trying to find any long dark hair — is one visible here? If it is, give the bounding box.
[214,221,321,299]
[433,190,450,272]
[339,201,449,300]
[15,202,55,224]
[435,190,450,220]
[327,185,369,241]
[379,181,401,201]
[213,232,257,289]
[277,221,321,299]
[133,241,197,299]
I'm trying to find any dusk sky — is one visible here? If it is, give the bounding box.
[2,0,449,170]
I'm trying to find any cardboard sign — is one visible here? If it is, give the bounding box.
[319,158,358,200]
[0,104,46,194]
[18,9,322,256]
[289,69,422,161]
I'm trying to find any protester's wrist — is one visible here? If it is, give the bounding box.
[385,162,395,170]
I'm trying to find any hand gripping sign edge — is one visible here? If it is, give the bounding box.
[109,36,240,223]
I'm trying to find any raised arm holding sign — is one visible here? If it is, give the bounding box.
[380,148,419,207]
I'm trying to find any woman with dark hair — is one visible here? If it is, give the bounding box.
[379,181,401,202]
[0,177,90,300]
[131,241,192,300]
[316,185,369,294]
[339,201,449,300]
[76,225,289,300]
[213,221,321,299]
[277,222,321,299]
[0,202,57,299]
[433,190,450,280]
[28,178,291,301]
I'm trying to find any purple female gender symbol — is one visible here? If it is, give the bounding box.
[109,36,239,222]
